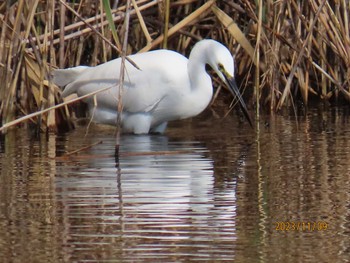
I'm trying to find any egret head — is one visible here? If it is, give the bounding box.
[206,41,253,127]
[206,43,235,82]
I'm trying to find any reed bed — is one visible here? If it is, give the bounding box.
[0,0,349,132]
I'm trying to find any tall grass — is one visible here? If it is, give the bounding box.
[0,0,349,132]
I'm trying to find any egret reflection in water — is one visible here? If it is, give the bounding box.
[55,135,223,221]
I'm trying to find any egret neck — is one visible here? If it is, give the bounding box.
[186,43,214,118]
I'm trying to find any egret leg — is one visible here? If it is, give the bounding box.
[90,107,118,125]
[150,122,168,134]
[123,113,152,134]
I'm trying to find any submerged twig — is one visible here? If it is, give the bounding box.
[60,140,103,157]
[54,149,195,160]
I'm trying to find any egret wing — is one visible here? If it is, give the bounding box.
[54,50,189,116]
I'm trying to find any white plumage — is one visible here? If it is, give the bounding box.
[53,39,252,134]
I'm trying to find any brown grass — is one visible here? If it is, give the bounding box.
[0,0,349,132]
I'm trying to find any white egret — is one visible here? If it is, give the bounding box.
[53,39,252,134]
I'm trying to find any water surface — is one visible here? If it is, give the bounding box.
[0,109,349,262]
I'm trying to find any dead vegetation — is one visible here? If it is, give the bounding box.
[0,0,349,132]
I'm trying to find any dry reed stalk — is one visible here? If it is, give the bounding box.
[0,85,113,132]
[59,0,66,68]
[139,0,215,52]
[102,0,122,50]
[255,0,263,125]
[0,11,9,121]
[115,0,132,155]
[99,0,108,62]
[131,0,152,44]
[162,0,170,48]
[212,5,256,67]
[25,0,154,53]
[47,0,56,131]
[59,0,121,54]
[1,0,350,134]
[2,0,24,128]
[277,0,328,109]
[58,0,139,68]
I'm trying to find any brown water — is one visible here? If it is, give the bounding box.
[0,108,349,262]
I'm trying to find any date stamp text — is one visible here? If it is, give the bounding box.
[275,221,328,231]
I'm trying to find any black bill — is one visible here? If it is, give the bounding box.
[224,75,253,128]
